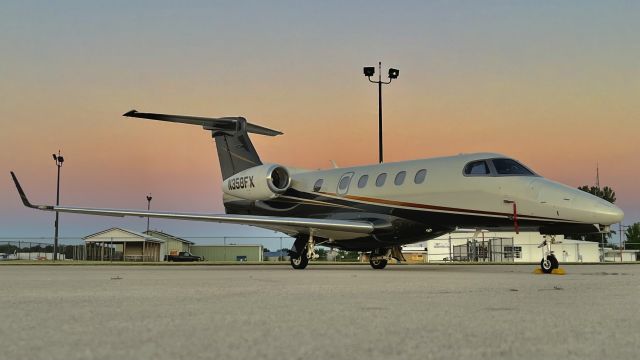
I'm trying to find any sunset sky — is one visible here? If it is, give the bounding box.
[1,1,638,244]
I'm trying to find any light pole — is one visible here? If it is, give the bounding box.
[146,194,152,232]
[52,151,64,261]
[363,62,399,163]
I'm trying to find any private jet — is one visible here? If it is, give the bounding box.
[11,110,624,271]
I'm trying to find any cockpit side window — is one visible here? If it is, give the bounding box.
[492,158,535,176]
[464,161,490,176]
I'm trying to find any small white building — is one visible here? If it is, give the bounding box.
[404,230,601,263]
[83,228,164,262]
[603,249,639,262]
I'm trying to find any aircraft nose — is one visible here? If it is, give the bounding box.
[594,199,624,225]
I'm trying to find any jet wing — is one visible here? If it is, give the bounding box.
[10,172,376,238]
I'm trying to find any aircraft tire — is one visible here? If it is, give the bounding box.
[290,252,309,270]
[370,259,387,270]
[540,254,558,274]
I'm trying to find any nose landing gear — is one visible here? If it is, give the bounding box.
[538,236,560,274]
[540,254,559,273]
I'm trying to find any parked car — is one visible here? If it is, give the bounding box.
[165,251,204,262]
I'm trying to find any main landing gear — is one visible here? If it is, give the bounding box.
[538,235,560,274]
[368,246,405,270]
[289,234,315,270]
[290,251,309,269]
[288,236,406,271]
[369,259,388,269]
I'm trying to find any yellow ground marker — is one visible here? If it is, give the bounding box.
[533,268,566,275]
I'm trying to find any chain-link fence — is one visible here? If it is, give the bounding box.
[0,240,84,260]
[450,237,515,262]
[0,236,296,262]
[1,237,638,262]
[418,236,640,263]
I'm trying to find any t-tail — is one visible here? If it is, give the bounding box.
[123,110,282,179]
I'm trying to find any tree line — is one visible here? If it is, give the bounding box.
[577,185,639,249]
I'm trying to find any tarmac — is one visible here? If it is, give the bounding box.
[0,264,639,360]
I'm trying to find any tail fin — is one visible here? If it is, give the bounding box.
[124,110,282,179]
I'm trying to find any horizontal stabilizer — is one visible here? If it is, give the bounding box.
[123,110,282,136]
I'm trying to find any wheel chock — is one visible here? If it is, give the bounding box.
[533,268,566,275]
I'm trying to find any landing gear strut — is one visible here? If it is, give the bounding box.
[538,235,560,274]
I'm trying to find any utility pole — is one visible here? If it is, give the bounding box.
[146,194,152,232]
[619,222,623,262]
[52,151,65,261]
[363,62,399,163]
[618,223,630,262]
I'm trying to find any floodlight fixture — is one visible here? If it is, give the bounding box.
[363,67,375,77]
[361,62,400,164]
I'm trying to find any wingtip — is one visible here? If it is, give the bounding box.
[123,109,138,117]
[10,171,34,208]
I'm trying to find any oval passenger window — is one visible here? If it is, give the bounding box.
[313,179,323,192]
[414,169,427,184]
[358,175,369,188]
[376,173,387,187]
[394,171,406,186]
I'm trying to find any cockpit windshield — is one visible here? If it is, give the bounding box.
[463,158,537,177]
[491,158,535,176]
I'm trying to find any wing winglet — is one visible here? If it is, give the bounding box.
[10,172,53,210]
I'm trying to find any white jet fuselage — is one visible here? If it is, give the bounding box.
[223,153,622,248]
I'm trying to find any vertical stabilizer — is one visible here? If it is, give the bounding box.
[123,110,282,179]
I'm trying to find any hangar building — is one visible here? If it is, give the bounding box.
[404,231,601,263]
[190,244,263,262]
[83,228,164,261]
[144,230,194,260]
[82,228,263,262]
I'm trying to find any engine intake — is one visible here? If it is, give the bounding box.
[223,164,291,201]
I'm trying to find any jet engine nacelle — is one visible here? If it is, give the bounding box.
[222,164,291,201]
